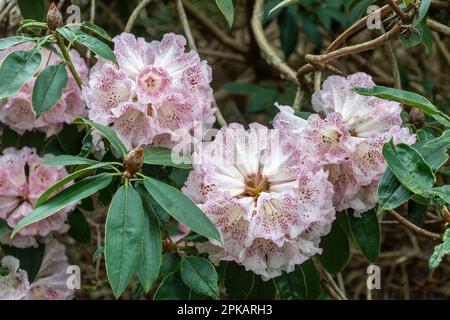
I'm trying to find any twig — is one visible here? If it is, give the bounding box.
[176,0,196,50]
[427,19,450,38]
[326,1,401,53]
[292,88,303,112]
[387,209,442,241]
[182,0,247,55]
[432,32,450,66]
[313,71,322,92]
[56,32,83,89]
[306,24,402,67]
[382,25,401,89]
[0,0,14,23]
[251,0,299,85]
[385,0,409,23]
[176,0,227,127]
[86,0,96,63]
[124,0,152,33]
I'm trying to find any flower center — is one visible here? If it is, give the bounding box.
[240,173,270,200]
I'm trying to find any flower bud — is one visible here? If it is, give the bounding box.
[124,146,144,176]
[46,2,63,31]
[409,107,425,129]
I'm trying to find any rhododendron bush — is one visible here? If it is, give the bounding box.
[0,0,449,301]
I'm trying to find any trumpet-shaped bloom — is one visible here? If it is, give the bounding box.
[183,123,335,279]
[0,148,74,246]
[84,32,215,150]
[0,43,88,137]
[0,239,74,300]
[273,73,415,214]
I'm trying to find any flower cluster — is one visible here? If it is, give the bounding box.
[0,239,73,300]
[0,147,75,247]
[83,32,216,150]
[183,123,335,279]
[183,73,414,279]
[273,73,416,215]
[0,43,88,137]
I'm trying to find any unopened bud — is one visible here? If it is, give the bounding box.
[47,2,63,31]
[124,146,144,176]
[409,107,425,128]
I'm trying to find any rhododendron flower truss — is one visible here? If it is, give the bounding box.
[0,239,73,300]
[0,43,88,137]
[84,32,216,150]
[183,123,335,279]
[0,147,74,247]
[273,73,416,215]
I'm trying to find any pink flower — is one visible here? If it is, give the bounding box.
[183,123,335,279]
[0,147,74,245]
[0,239,74,300]
[0,43,88,137]
[273,73,416,215]
[83,32,215,150]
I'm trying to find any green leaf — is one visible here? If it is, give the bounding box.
[319,221,350,275]
[1,244,44,282]
[143,177,221,242]
[414,0,431,27]
[159,253,181,280]
[0,36,33,51]
[246,277,277,299]
[43,155,101,166]
[215,0,234,28]
[382,140,436,194]
[427,185,450,205]
[68,210,91,244]
[274,260,320,300]
[429,229,450,269]
[181,256,219,299]
[32,62,68,116]
[0,48,42,99]
[34,162,116,207]
[347,210,380,263]
[143,147,192,169]
[73,117,128,158]
[222,82,263,95]
[268,0,298,15]
[17,0,46,21]
[136,185,162,293]
[72,29,116,63]
[224,262,255,299]
[81,21,113,42]
[105,185,145,298]
[378,168,413,211]
[413,130,450,171]
[353,86,446,120]
[11,173,113,238]
[278,6,299,58]
[154,272,192,300]
[0,219,10,238]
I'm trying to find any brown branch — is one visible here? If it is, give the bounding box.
[182,0,247,55]
[385,0,409,23]
[387,210,442,241]
[251,0,299,85]
[326,1,403,53]
[381,25,401,89]
[306,24,402,67]
[427,19,450,37]
[176,0,197,50]
[124,0,152,33]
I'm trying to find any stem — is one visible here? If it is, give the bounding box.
[55,32,83,89]
[124,0,152,33]
[306,24,402,67]
[385,0,409,23]
[387,209,442,241]
[251,0,299,85]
